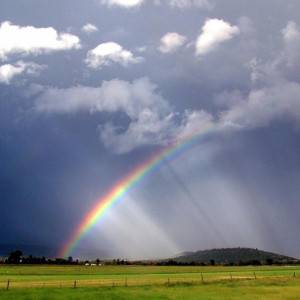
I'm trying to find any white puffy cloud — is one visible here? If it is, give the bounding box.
[34,78,172,153]
[100,0,143,8]
[159,32,186,53]
[34,77,214,153]
[0,61,44,84]
[34,78,169,117]
[85,42,143,69]
[0,22,81,60]
[81,23,99,34]
[282,21,300,69]
[195,19,240,56]
[214,19,300,131]
[221,81,300,129]
[37,67,300,153]
[99,107,214,153]
[99,111,177,153]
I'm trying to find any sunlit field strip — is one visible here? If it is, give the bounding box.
[2,279,300,300]
[0,267,299,289]
[0,276,295,289]
[0,270,299,282]
[1,265,300,276]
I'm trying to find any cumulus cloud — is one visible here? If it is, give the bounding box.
[195,19,240,56]
[85,42,143,69]
[97,107,214,153]
[34,78,173,153]
[81,23,99,34]
[0,21,81,60]
[100,0,143,8]
[0,61,44,84]
[34,78,169,117]
[212,17,300,132]
[34,77,214,153]
[98,107,214,153]
[221,81,300,129]
[99,111,177,153]
[159,32,186,53]
[30,66,300,153]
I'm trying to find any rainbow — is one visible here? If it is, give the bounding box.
[59,122,217,258]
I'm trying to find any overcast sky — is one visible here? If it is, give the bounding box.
[1,0,300,259]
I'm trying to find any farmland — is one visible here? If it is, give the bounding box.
[0,265,300,299]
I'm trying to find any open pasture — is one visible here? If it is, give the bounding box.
[0,265,300,299]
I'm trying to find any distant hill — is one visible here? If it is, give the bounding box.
[169,248,298,264]
[171,252,194,258]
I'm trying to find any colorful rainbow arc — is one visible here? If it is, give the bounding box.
[59,123,216,258]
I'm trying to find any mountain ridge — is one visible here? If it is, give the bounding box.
[168,247,299,264]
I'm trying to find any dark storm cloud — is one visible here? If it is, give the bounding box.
[0,0,300,259]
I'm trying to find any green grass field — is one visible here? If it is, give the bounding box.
[0,265,300,299]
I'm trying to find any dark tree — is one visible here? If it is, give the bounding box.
[28,254,33,263]
[8,250,23,264]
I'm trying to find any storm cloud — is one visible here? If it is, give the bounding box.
[0,0,300,260]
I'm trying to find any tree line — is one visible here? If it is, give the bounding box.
[2,250,79,265]
[2,250,299,266]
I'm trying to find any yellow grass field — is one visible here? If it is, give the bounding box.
[0,264,300,299]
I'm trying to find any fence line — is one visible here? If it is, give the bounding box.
[0,271,299,290]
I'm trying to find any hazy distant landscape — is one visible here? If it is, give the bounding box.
[1,0,300,298]
[1,245,299,267]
